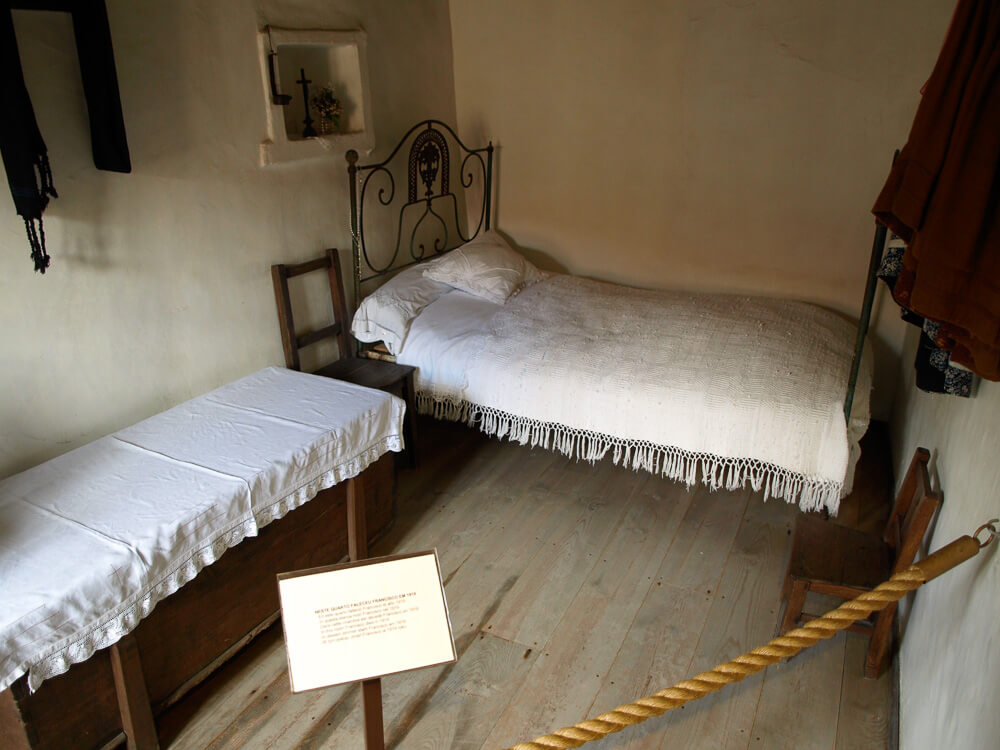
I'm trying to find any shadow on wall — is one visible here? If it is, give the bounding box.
[1,407,84,478]
[499,231,569,276]
[866,286,905,421]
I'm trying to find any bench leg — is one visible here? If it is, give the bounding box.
[0,686,33,750]
[110,634,159,750]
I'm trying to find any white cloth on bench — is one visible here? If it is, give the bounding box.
[0,367,404,691]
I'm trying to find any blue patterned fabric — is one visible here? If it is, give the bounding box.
[878,233,973,397]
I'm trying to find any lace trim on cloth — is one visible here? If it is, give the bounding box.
[418,393,842,514]
[19,435,401,693]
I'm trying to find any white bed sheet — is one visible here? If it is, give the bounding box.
[399,288,502,400]
[0,367,404,692]
[397,276,870,513]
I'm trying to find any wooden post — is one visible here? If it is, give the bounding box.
[109,634,159,750]
[0,687,34,750]
[347,474,368,561]
[361,679,385,749]
[346,475,386,750]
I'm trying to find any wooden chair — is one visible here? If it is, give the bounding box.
[778,447,940,678]
[271,249,418,465]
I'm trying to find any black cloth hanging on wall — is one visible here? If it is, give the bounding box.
[0,8,56,272]
[0,1,130,273]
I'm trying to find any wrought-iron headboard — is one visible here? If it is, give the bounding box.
[346,120,493,306]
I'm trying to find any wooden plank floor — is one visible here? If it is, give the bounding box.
[159,418,893,749]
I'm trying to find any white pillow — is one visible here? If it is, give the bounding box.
[423,231,544,305]
[351,262,452,355]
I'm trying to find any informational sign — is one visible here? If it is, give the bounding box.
[277,550,456,693]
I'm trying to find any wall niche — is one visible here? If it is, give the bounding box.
[258,27,374,166]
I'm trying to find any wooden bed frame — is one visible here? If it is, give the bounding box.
[0,456,394,750]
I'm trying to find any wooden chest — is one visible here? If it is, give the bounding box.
[0,455,394,750]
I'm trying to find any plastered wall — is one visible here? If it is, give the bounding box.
[3,2,995,746]
[0,0,456,478]
[890,329,1000,749]
[449,0,955,418]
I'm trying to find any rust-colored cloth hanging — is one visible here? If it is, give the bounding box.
[872,0,1000,381]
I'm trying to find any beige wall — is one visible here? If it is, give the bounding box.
[449,0,955,418]
[890,329,1000,749]
[0,0,456,478]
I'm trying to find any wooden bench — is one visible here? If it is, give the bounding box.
[0,368,401,750]
[0,463,393,750]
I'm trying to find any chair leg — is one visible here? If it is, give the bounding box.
[865,601,897,679]
[780,579,808,635]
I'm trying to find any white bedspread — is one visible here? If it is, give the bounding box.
[0,367,404,692]
[399,276,870,513]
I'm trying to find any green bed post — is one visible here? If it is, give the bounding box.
[846,151,899,424]
[845,220,888,424]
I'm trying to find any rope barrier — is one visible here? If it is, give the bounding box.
[508,520,998,750]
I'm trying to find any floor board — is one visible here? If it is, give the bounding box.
[483,479,687,747]
[654,510,792,750]
[161,417,893,749]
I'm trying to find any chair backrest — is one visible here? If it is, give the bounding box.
[271,248,353,371]
[884,447,941,573]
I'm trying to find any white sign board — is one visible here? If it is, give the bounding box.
[277,550,455,693]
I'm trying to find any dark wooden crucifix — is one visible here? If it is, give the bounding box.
[297,67,317,138]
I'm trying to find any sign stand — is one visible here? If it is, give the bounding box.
[346,476,386,750]
[278,477,455,750]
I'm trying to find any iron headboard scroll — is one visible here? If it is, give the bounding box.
[346,120,493,305]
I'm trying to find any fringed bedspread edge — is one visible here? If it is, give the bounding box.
[417,392,843,515]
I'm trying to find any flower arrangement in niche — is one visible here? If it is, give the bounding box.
[311,85,342,134]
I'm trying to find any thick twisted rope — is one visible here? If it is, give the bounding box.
[508,528,995,750]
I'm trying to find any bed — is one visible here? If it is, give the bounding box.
[345,121,871,514]
[0,367,403,749]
